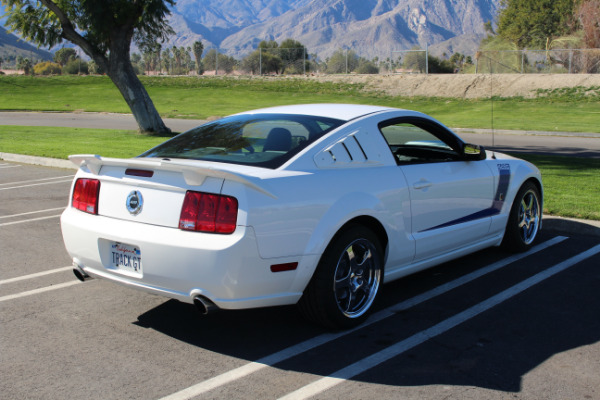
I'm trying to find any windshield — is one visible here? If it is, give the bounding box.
[139,113,345,169]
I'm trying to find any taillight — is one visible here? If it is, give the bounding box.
[179,191,238,234]
[72,178,100,214]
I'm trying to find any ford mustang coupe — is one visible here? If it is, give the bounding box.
[61,104,542,328]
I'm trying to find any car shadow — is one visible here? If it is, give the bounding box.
[133,229,600,393]
[134,300,325,361]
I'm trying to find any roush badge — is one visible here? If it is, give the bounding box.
[126,190,143,215]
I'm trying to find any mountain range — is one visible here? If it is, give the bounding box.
[0,25,53,63]
[1,0,501,61]
[169,0,501,59]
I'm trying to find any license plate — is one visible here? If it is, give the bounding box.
[110,242,142,275]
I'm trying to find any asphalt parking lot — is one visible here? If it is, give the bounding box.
[2,161,599,400]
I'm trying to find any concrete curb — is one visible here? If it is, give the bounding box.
[453,127,600,139]
[2,152,599,238]
[0,152,77,170]
[543,216,600,238]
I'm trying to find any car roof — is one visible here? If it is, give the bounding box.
[235,103,399,121]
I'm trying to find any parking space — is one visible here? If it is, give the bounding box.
[0,162,74,280]
[1,162,599,400]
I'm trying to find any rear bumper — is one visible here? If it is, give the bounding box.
[60,208,308,309]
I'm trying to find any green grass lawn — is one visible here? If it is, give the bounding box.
[1,75,598,220]
[516,154,600,221]
[1,75,599,133]
[0,126,166,159]
[1,125,597,220]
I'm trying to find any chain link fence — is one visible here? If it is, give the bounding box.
[3,45,600,76]
[201,47,600,75]
[203,47,391,75]
[201,47,600,76]
[475,49,600,74]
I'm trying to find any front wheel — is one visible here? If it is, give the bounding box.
[298,225,383,329]
[501,181,541,252]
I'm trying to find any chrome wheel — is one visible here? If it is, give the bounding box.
[502,181,542,252]
[518,189,540,245]
[334,238,381,318]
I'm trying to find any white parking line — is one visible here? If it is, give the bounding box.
[279,243,600,400]
[0,214,63,227]
[0,175,74,187]
[0,165,21,169]
[159,236,567,400]
[0,207,66,220]
[0,281,81,303]
[0,179,73,191]
[0,266,73,285]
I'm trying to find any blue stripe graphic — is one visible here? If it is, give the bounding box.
[419,163,511,232]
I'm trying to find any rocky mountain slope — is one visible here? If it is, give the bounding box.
[169,0,501,58]
[1,1,500,61]
[0,26,53,64]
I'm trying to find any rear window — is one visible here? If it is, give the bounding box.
[139,113,344,169]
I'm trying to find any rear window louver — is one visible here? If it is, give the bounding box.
[314,131,378,168]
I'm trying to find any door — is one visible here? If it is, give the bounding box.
[378,117,494,260]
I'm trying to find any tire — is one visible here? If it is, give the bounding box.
[298,224,383,329]
[501,181,542,252]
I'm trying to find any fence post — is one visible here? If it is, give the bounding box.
[303,47,306,75]
[346,49,348,74]
[215,49,218,76]
[569,50,573,74]
[259,48,262,76]
[521,49,525,74]
[425,43,429,74]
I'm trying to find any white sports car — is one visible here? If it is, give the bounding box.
[61,104,542,328]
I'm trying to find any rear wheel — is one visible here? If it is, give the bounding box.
[501,181,541,252]
[299,225,383,329]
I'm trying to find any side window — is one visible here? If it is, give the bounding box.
[379,120,460,164]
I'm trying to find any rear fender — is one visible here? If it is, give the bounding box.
[303,192,387,256]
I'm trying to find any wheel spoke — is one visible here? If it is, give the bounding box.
[522,195,533,213]
[340,291,353,313]
[518,213,529,229]
[335,274,352,291]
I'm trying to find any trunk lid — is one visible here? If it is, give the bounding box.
[69,154,275,228]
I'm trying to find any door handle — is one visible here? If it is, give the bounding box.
[413,180,432,190]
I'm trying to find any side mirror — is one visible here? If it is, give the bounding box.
[463,143,486,161]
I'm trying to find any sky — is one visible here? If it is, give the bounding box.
[1,4,9,26]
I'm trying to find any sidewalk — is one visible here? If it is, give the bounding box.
[0,111,204,132]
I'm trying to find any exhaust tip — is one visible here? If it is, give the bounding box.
[193,295,218,315]
[72,261,91,282]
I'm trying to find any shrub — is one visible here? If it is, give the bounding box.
[355,61,379,74]
[62,59,89,75]
[427,56,454,73]
[132,63,144,75]
[34,62,62,75]
[88,60,105,75]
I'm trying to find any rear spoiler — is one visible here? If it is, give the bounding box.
[68,154,276,199]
